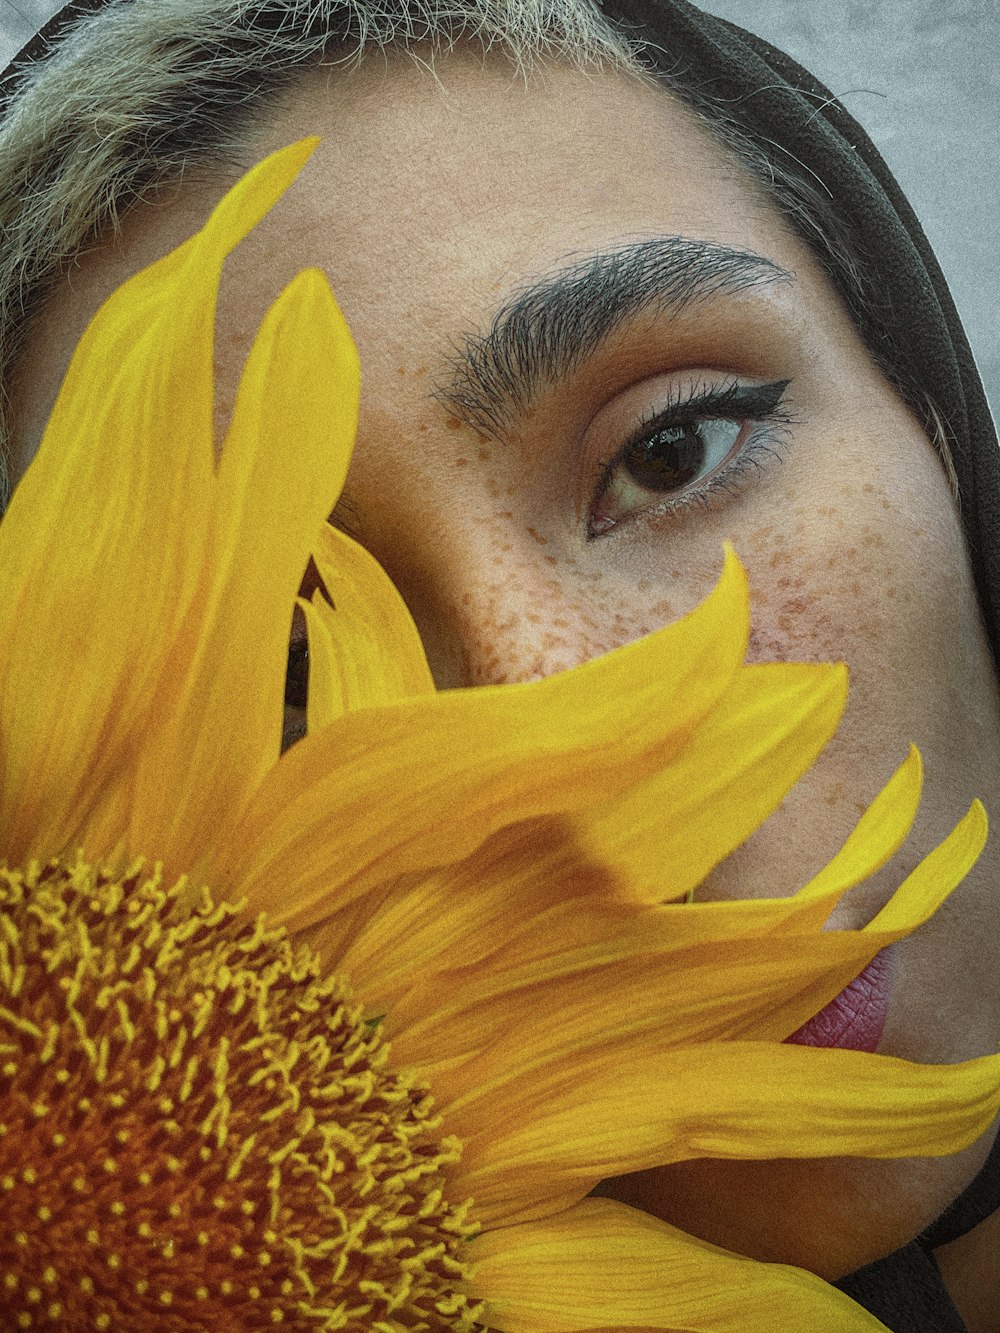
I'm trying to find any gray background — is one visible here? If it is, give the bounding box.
[696,0,999,428]
[2,0,998,425]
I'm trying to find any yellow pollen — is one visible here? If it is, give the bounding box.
[16,1313,29,1329]
[0,860,484,1331]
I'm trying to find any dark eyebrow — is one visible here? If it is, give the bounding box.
[435,238,792,436]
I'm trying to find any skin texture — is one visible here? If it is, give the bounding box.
[8,48,1000,1301]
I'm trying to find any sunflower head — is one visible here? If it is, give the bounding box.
[0,860,483,1331]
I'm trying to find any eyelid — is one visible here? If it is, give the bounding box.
[587,376,794,537]
[622,378,791,447]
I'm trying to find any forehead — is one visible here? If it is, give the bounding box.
[9,46,853,482]
[203,49,847,427]
[237,49,804,334]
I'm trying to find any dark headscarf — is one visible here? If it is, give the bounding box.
[601,18,1000,1318]
[4,3,999,1328]
[605,0,1000,671]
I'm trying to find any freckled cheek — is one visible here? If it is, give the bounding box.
[346,434,681,684]
[425,554,679,687]
[745,565,892,671]
[735,465,965,680]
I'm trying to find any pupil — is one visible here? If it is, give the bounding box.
[625,423,703,492]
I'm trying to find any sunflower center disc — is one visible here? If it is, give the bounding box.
[0,860,485,1331]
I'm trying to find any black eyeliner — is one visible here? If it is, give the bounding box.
[589,377,795,538]
[624,378,792,448]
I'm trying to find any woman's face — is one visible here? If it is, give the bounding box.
[9,48,1000,1279]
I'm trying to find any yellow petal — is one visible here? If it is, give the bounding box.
[305,522,435,723]
[863,798,987,933]
[323,815,621,1015]
[126,266,359,873]
[0,138,320,866]
[573,660,847,904]
[330,748,938,1030]
[446,1041,1000,1228]
[783,744,924,931]
[467,1197,889,1332]
[212,546,750,924]
[355,737,978,1081]
[332,668,907,1017]
[388,928,883,1078]
[751,798,988,1042]
[390,783,988,1072]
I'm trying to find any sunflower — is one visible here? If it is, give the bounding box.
[0,138,996,1333]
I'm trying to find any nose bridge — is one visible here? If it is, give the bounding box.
[389,523,648,691]
[343,407,667,691]
[404,548,586,690]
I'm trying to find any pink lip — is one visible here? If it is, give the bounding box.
[784,947,895,1052]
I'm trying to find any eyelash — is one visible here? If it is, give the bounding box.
[587,377,795,538]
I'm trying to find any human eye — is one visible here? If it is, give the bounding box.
[587,377,793,537]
